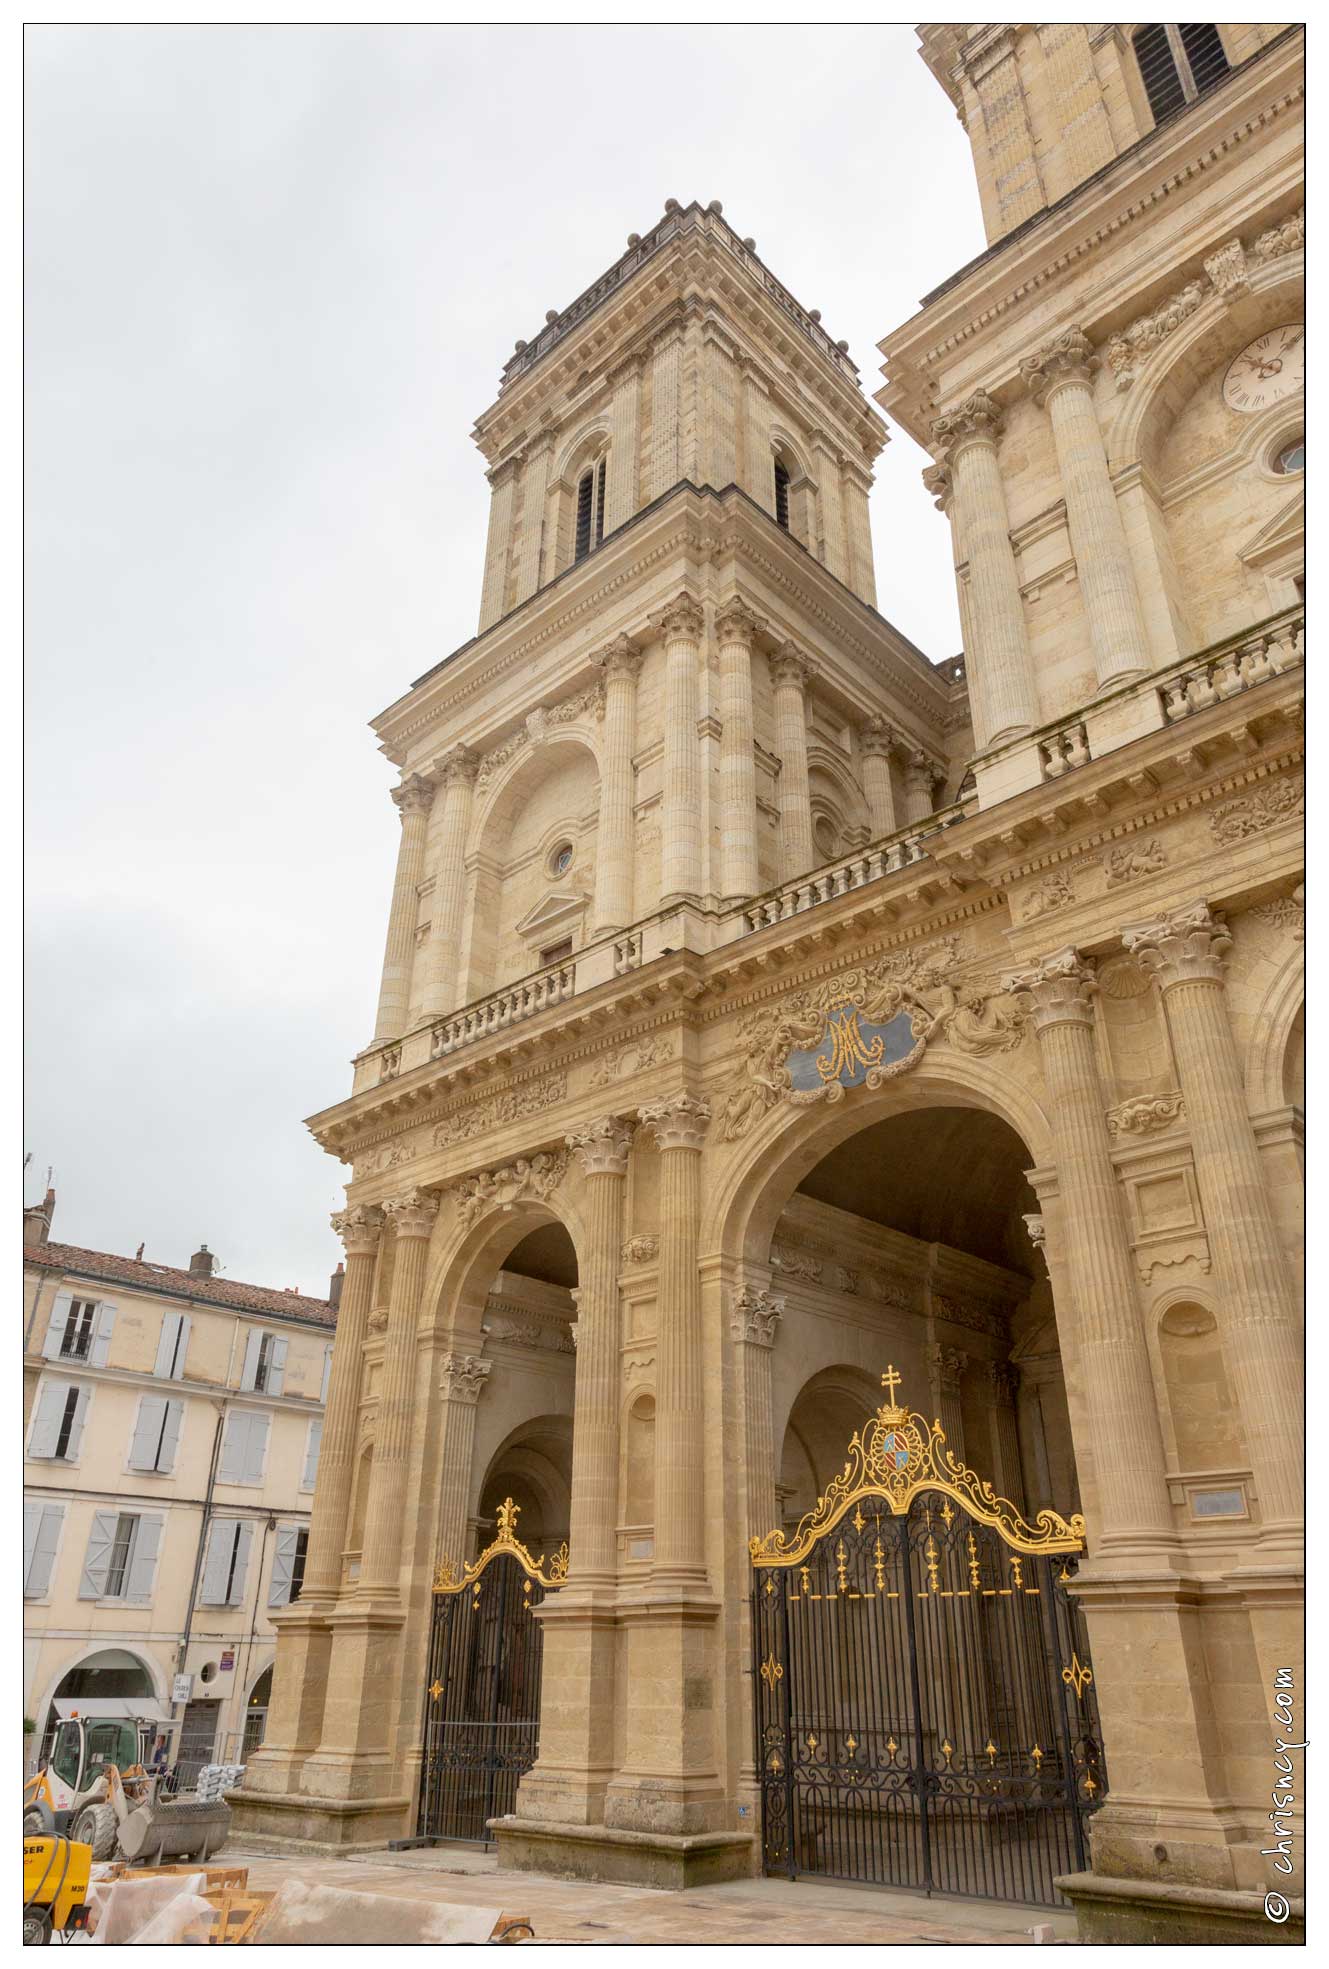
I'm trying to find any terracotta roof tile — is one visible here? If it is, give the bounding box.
[23,1240,337,1328]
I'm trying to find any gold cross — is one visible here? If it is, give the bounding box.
[881,1364,902,1403]
[428,1680,444,1701]
[846,1735,858,1757]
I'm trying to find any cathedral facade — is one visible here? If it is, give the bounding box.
[235,23,1304,1943]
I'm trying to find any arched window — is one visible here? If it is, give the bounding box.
[1133,25,1230,124]
[1273,436,1305,477]
[773,458,791,531]
[574,457,607,562]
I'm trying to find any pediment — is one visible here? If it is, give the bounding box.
[514,889,588,939]
[1238,489,1304,569]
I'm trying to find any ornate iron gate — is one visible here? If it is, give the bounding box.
[417,1499,566,1844]
[752,1367,1106,1908]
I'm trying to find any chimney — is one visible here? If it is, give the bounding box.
[23,1187,56,1248]
[329,1261,345,1313]
[189,1243,216,1278]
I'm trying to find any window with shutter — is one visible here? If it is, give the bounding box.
[24,1501,64,1598]
[89,1302,117,1367]
[103,1514,138,1597]
[220,1410,269,1485]
[125,1514,163,1603]
[1134,24,1230,124]
[199,1518,254,1604]
[129,1395,182,1473]
[301,1416,323,1492]
[42,1295,73,1361]
[79,1510,120,1599]
[154,1311,192,1380]
[268,1523,300,1606]
[29,1383,89,1463]
[574,457,607,563]
[774,459,791,531]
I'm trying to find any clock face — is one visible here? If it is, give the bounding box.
[1222,325,1304,413]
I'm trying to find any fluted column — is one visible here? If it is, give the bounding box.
[714,600,762,902]
[860,718,899,839]
[639,1095,710,1585]
[1122,902,1303,1537]
[421,747,478,1019]
[358,1188,439,1597]
[1004,949,1176,1552]
[903,750,942,827]
[590,638,641,935]
[1021,329,1151,690]
[933,392,1036,749]
[373,777,435,1041]
[434,1354,492,1572]
[565,1117,633,1582]
[657,593,705,903]
[302,1206,383,1603]
[770,644,816,879]
[983,1363,1026,1511]
[731,1285,784,1546]
[926,1343,969,1459]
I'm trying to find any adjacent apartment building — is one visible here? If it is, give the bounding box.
[22,1189,339,1779]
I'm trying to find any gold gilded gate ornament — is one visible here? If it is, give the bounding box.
[432,1496,569,1595]
[750,1367,1086,1566]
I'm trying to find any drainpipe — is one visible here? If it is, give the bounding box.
[171,1400,226,1754]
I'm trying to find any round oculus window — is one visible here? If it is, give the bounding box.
[1272,436,1305,476]
[549,842,574,877]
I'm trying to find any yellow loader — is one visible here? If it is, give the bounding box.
[23,1717,230,1866]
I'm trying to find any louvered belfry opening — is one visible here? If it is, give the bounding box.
[1134,23,1231,124]
[774,458,791,531]
[574,457,606,563]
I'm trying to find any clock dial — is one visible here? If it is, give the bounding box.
[1222,325,1304,414]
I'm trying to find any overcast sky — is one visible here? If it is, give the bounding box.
[24,24,983,1294]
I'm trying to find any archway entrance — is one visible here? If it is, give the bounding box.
[417,1499,566,1845]
[751,1368,1105,1908]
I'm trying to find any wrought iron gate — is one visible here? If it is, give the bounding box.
[417,1499,566,1844]
[752,1367,1106,1908]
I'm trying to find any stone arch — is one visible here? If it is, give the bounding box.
[463,733,602,1000]
[770,425,816,545]
[549,419,613,572]
[1245,941,1305,1114]
[33,1645,164,1766]
[777,1362,882,1528]
[474,1414,574,1560]
[422,1182,588,1336]
[806,743,871,861]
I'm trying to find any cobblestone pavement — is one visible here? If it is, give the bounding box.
[229,1843,1078,1945]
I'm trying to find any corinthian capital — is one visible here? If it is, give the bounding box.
[1121,901,1231,990]
[931,389,1003,460]
[860,715,897,759]
[637,1092,711,1152]
[439,1353,492,1404]
[331,1203,384,1257]
[435,743,478,791]
[1020,327,1098,406]
[730,1285,784,1348]
[590,634,642,683]
[382,1186,440,1240]
[769,643,816,693]
[714,597,765,647]
[1003,947,1097,1033]
[392,772,435,818]
[655,591,705,643]
[566,1115,634,1177]
[921,461,952,511]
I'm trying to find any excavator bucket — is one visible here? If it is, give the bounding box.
[114,1794,232,1865]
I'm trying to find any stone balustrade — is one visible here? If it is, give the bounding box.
[430,959,577,1058]
[1040,722,1090,779]
[735,820,945,936]
[1159,608,1304,725]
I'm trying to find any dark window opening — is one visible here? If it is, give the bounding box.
[253,1333,276,1392]
[575,458,606,562]
[1134,24,1230,124]
[774,459,791,531]
[54,1387,82,1460]
[290,1529,308,1605]
[104,1514,137,1598]
[61,1299,97,1361]
[539,938,574,968]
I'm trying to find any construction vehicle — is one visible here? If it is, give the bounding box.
[23,1717,231,1866]
[22,1834,93,1945]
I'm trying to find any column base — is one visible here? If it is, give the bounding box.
[602,1586,726,1836]
[1056,1871,1303,1945]
[493,1817,756,1890]
[228,1785,410,1855]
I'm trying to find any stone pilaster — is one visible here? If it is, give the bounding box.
[730,1284,783,1547]
[373,777,435,1042]
[714,600,762,902]
[303,1206,383,1603]
[903,749,942,826]
[358,1188,440,1597]
[656,594,705,903]
[769,644,815,879]
[926,1342,969,1459]
[932,391,1036,749]
[1004,949,1175,1555]
[421,747,478,1019]
[434,1354,492,1573]
[982,1361,1026,1510]
[859,717,899,839]
[478,456,516,632]
[1122,902,1304,1542]
[1021,329,1151,690]
[604,356,643,532]
[590,638,641,935]
[513,437,555,604]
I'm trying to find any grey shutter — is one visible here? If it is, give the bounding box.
[64,1387,90,1462]
[42,1295,73,1361]
[230,1521,255,1603]
[219,1411,249,1482]
[267,1337,288,1397]
[199,1520,234,1604]
[23,1500,43,1592]
[30,1505,65,1597]
[268,1524,300,1606]
[28,1384,67,1459]
[90,1302,117,1367]
[302,1418,323,1491]
[125,1513,163,1604]
[154,1311,191,1379]
[157,1399,183,1474]
[321,1344,333,1403]
[79,1509,119,1599]
[243,1414,270,1485]
[240,1331,262,1392]
[130,1395,167,1471]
